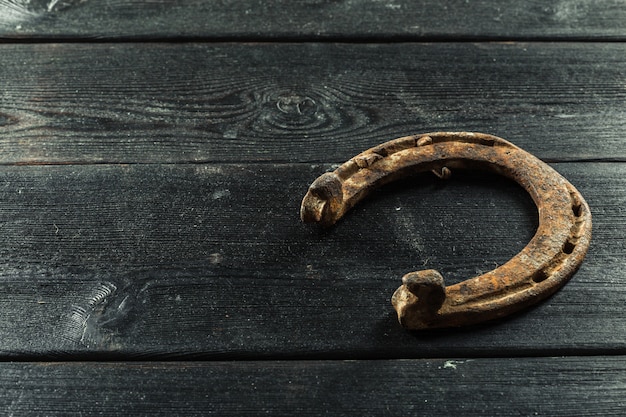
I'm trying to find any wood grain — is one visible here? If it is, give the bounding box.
[0,161,622,358]
[0,0,625,40]
[2,357,626,416]
[0,0,623,412]
[0,42,624,164]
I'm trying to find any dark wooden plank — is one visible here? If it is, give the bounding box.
[0,161,623,358]
[0,0,625,40]
[0,42,624,165]
[2,357,626,415]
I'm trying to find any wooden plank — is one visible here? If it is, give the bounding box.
[0,0,625,40]
[2,357,626,415]
[0,161,623,358]
[0,42,624,164]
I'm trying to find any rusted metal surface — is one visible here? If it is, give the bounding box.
[301,132,592,330]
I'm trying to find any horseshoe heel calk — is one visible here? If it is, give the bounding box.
[301,132,592,330]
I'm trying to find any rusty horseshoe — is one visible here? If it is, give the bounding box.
[301,132,592,330]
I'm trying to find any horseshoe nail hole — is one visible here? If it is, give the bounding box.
[477,138,496,147]
[572,203,583,217]
[563,240,576,255]
[532,269,550,283]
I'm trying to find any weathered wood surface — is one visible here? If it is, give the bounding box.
[0,42,624,165]
[1,1,625,414]
[2,357,626,416]
[0,0,625,40]
[0,162,623,358]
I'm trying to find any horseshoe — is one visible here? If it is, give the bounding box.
[300,132,592,330]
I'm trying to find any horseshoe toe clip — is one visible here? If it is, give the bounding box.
[301,132,591,330]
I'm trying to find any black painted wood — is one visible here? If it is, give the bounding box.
[0,1,624,411]
[0,162,622,358]
[0,0,625,41]
[0,42,624,165]
[2,357,626,416]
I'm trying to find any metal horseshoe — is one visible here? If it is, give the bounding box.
[301,132,592,330]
